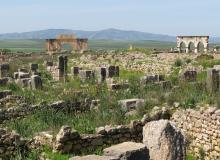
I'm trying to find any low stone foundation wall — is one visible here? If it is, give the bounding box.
[53,120,144,153]
[172,107,220,159]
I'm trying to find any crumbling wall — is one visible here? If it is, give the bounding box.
[0,128,27,159]
[53,120,144,153]
[53,106,173,154]
[172,107,220,159]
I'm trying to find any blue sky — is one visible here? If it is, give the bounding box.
[0,0,220,36]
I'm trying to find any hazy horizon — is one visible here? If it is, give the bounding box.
[1,0,220,36]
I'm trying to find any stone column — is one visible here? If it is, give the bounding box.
[204,43,208,53]
[31,75,42,90]
[207,68,219,93]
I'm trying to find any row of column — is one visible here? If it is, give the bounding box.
[179,47,208,53]
[177,42,208,53]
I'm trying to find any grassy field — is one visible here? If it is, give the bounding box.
[0,39,176,52]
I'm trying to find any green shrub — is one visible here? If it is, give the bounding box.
[174,59,183,67]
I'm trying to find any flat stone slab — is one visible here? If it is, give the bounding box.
[70,155,116,160]
[103,142,149,160]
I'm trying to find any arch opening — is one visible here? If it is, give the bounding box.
[188,42,195,53]
[180,42,186,53]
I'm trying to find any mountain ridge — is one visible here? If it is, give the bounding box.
[0,28,219,43]
[0,28,175,42]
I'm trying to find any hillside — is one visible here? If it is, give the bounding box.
[0,29,175,42]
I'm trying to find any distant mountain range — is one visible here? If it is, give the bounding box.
[0,28,219,43]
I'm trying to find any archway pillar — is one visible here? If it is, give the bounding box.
[194,48,198,53]
[186,48,189,53]
[204,43,208,53]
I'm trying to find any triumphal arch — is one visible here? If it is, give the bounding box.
[46,34,88,54]
[177,36,209,53]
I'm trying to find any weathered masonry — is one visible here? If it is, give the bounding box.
[46,34,88,54]
[177,36,209,53]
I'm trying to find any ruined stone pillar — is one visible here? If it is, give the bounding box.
[31,75,43,90]
[0,64,10,78]
[207,68,219,93]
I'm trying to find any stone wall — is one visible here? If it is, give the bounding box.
[53,120,144,153]
[53,106,172,154]
[172,107,220,159]
[0,128,26,159]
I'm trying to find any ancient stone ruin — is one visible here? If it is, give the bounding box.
[140,74,172,90]
[172,107,220,159]
[118,99,145,112]
[0,128,27,159]
[46,55,68,81]
[180,70,197,82]
[14,68,42,89]
[206,66,220,93]
[54,119,185,160]
[46,34,88,54]
[177,36,209,53]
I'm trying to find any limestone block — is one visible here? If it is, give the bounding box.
[103,142,149,160]
[143,120,186,160]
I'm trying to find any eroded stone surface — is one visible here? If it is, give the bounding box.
[143,120,186,160]
[103,142,149,160]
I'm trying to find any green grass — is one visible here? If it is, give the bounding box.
[0,39,176,52]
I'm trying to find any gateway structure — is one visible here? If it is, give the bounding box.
[46,34,88,54]
[177,36,209,53]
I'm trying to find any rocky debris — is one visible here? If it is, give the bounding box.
[103,142,149,160]
[32,131,53,147]
[0,90,12,99]
[0,95,25,109]
[70,155,116,160]
[73,52,197,75]
[0,128,27,159]
[143,120,186,160]
[0,77,10,85]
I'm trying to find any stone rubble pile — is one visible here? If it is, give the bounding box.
[0,128,27,159]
